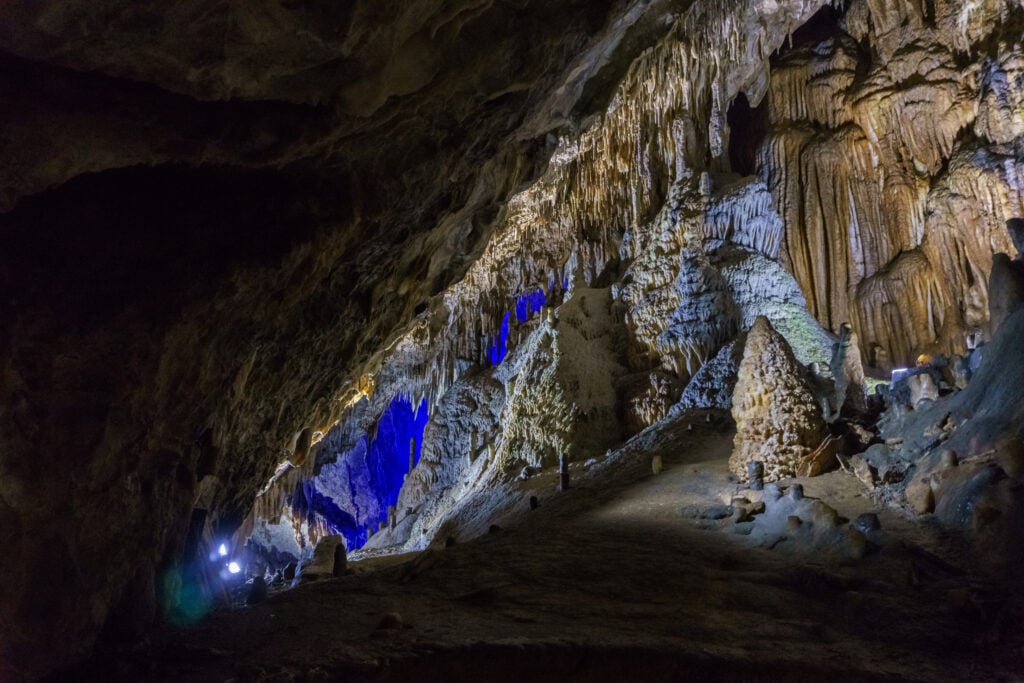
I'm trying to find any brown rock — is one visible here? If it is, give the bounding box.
[906,472,935,514]
[295,535,346,584]
[844,527,868,560]
[850,455,877,489]
[809,500,840,529]
[374,613,404,632]
[829,323,868,417]
[988,252,1024,337]
[995,439,1024,480]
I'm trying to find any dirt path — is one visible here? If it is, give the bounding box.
[64,410,1024,682]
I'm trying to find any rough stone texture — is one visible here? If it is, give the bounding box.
[0,2,686,676]
[828,324,867,417]
[671,339,744,412]
[621,370,685,434]
[295,535,345,584]
[758,0,1024,364]
[729,317,828,482]
[495,288,626,470]
[879,307,1024,568]
[386,373,507,551]
[987,253,1024,337]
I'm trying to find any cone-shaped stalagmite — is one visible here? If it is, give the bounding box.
[730,317,828,482]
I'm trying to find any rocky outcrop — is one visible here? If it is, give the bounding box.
[829,323,868,417]
[988,253,1024,337]
[0,2,685,676]
[730,317,829,482]
[880,305,1024,569]
[671,339,744,412]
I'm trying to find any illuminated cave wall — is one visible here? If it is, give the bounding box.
[489,287,556,365]
[16,0,1024,676]
[251,395,429,558]
[247,0,1024,562]
[750,2,1024,366]
[252,288,556,561]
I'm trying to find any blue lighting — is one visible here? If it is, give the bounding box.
[290,395,430,551]
[365,395,430,510]
[489,288,552,366]
[489,311,511,365]
[515,288,547,323]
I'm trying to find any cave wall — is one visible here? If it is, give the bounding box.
[258,0,1024,566]
[755,0,1024,365]
[3,0,1023,678]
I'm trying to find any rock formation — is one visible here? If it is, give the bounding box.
[987,219,1024,336]
[759,2,1024,364]
[828,323,868,418]
[730,317,828,482]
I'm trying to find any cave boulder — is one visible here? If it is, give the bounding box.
[293,535,345,584]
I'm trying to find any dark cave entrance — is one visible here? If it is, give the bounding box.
[726,92,769,177]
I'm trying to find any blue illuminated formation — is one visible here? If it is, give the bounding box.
[291,483,362,547]
[489,288,553,365]
[515,288,547,323]
[488,311,511,365]
[290,395,430,551]
[365,394,430,510]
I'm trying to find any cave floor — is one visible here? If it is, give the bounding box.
[70,412,1024,682]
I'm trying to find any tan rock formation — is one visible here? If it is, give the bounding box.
[759,0,1022,364]
[730,317,829,482]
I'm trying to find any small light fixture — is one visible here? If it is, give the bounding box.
[228,561,241,574]
[218,543,228,557]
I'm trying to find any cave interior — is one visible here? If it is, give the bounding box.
[3,0,1024,680]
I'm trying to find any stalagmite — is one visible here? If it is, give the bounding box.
[829,323,868,418]
[730,317,829,482]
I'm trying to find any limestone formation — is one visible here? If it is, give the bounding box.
[988,253,1024,337]
[907,373,941,409]
[295,535,345,584]
[829,323,868,418]
[671,339,744,412]
[493,288,625,471]
[730,317,829,482]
